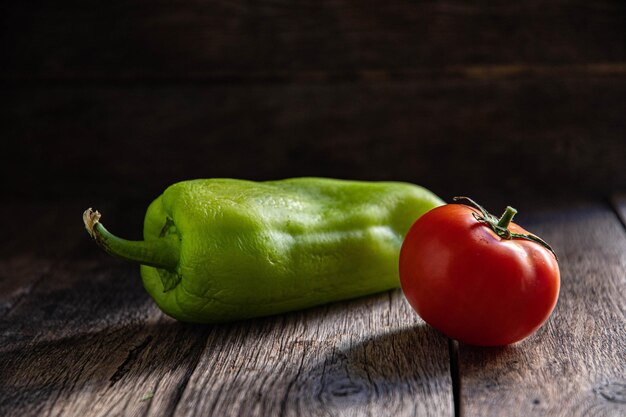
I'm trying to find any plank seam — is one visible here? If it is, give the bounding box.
[165,328,212,417]
[609,195,626,229]
[0,268,49,318]
[448,339,461,417]
[1,63,625,87]
[78,200,151,393]
[278,340,307,417]
[109,335,154,387]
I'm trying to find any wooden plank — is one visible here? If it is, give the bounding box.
[458,201,626,416]
[0,267,207,417]
[1,1,624,79]
[0,201,452,417]
[172,290,453,417]
[0,201,104,316]
[0,202,209,417]
[3,76,626,202]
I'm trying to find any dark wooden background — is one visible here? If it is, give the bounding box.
[2,1,625,207]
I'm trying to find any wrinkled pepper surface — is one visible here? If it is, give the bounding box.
[84,177,443,323]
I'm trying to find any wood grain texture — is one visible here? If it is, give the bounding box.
[173,290,452,417]
[0,201,98,316]
[3,76,626,202]
[458,202,626,417]
[1,1,624,79]
[0,203,209,417]
[0,202,453,417]
[0,272,207,417]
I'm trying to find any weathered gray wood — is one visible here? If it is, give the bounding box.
[0,202,452,417]
[1,1,624,79]
[0,276,207,417]
[173,290,453,417]
[0,201,100,316]
[4,199,626,416]
[4,76,626,202]
[458,202,626,416]
[0,203,209,417]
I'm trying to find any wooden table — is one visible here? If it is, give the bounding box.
[2,1,625,415]
[0,196,624,417]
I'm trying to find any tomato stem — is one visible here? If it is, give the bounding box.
[497,206,517,229]
[452,196,558,260]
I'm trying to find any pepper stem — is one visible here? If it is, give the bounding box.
[497,206,517,229]
[83,208,179,271]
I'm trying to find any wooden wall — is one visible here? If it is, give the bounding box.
[2,1,625,204]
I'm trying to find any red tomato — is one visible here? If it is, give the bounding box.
[399,199,560,346]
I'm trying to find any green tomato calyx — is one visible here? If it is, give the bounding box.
[452,197,557,260]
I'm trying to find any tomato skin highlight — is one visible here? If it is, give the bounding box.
[399,203,560,346]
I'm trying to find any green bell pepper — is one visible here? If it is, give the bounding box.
[84,177,443,323]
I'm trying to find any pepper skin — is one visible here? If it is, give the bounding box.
[84,177,443,323]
